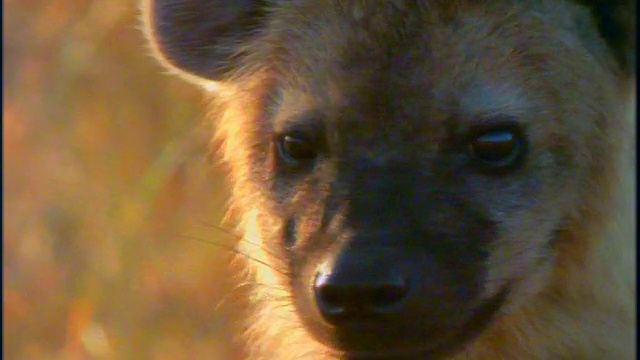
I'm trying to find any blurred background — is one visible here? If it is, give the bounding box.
[4,1,246,359]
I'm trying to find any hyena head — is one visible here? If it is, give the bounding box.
[143,0,634,358]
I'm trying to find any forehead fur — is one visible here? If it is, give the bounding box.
[263,0,610,85]
[258,0,612,118]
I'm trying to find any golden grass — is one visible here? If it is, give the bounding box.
[4,1,245,359]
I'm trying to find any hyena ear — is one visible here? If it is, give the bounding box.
[142,0,266,85]
[579,0,636,75]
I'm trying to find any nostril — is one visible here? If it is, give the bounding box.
[313,271,410,323]
[314,273,349,319]
[318,284,344,307]
[316,283,348,314]
[367,280,409,308]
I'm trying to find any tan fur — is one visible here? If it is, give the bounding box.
[224,97,635,360]
[230,87,635,360]
[213,75,635,359]
[142,1,636,358]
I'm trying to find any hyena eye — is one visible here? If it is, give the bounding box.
[277,133,318,165]
[468,128,525,169]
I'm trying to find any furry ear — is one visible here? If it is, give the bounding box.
[142,0,266,84]
[579,0,636,75]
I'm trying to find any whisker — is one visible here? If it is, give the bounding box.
[198,221,284,260]
[176,234,290,276]
[214,281,293,311]
[235,281,290,293]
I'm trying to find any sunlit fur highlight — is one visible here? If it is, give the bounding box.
[142,0,636,358]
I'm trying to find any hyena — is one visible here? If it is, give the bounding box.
[142,1,636,359]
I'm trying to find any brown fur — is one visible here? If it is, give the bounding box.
[142,1,635,359]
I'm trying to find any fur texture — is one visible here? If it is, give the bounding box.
[141,1,636,359]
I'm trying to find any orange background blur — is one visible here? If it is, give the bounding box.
[4,1,246,359]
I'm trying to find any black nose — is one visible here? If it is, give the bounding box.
[313,256,410,324]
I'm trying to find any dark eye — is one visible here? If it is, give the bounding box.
[468,128,525,169]
[277,134,318,165]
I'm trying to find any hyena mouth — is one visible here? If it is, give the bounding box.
[335,284,511,360]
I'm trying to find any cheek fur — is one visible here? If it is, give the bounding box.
[481,208,562,302]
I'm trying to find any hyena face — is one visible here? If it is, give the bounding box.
[144,0,633,359]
